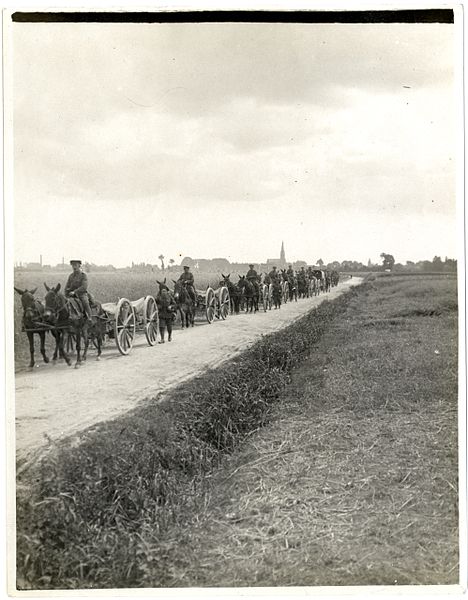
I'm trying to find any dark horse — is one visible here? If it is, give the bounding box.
[15,287,50,368]
[172,279,195,328]
[238,275,259,313]
[43,283,94,368]
[288,274,298,302]
[271,279,282,309]
[221,273,241,314]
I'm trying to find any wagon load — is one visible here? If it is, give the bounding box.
[100,295,159,354]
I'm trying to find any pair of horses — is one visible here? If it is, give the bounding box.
[15,284,105,369]
[221,274,259,313]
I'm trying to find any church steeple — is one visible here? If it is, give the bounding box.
[280,241,286,265]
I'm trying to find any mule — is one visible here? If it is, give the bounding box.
[43,283,91,368]
[271,280,282,309]
[15,287,50,369]
[238,276,258,313]
[172,279,195,328]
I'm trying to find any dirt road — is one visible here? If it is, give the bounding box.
[15,279,360,463]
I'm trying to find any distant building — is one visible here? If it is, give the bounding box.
[266,241,287,268]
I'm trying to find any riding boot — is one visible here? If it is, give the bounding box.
[159,325,165,343]
[79,293,93,323]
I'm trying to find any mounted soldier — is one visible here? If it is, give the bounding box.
[178,265,197,305]
[64,260,93,322]
[286,264,294,278]
[268,265,279,283]
[246,264,260,295]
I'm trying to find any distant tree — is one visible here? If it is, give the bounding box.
[380,253,395,270]
[158,254,165,271]
[432,256,443,270]
[317,258,324,267]
[169,258,175,270]
[444,258,457,272]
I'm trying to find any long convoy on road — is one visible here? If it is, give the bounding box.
[15,267,340,367]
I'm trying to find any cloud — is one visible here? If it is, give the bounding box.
[12,21,457,266]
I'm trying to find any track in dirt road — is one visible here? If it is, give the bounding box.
[14,279,360,463]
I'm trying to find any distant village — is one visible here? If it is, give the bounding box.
[15,242,457,274]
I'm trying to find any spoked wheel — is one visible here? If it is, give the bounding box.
[114,298,136,355]
[205,287,216,323]
[218,286,230,320]
[268,284,274,310]
[143,295,159,346]
[262,284,269,312]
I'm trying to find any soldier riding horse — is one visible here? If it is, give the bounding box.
[172,278,195,329]
[238,275,259,313]
[43,283,97,368]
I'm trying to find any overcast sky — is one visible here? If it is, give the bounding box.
[12,20,457,267]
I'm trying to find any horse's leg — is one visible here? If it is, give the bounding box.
[39,331,49,363]
[57,331,72,366]
[52,330,59,361]
[179,307,185,330]
[95,332,102,360]
[75,328,82,368]
[27,331,35,368]
[82,326,90,362]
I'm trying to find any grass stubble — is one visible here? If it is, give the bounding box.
[15,274,459,589]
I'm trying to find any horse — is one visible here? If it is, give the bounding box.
[238,276,258,313]
[288,274,298,302]
[271,279,282,310]
[221,274,241,314]
[15,287,51,369]
[172,279,195,328]
[297,276,308,299]
[331,270,340,287]
[43,283,91,368]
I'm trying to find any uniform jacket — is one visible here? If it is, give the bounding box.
[178,272,194,285]
[268,270,279,281]
[246,269,258,280]
[65,270,89,296]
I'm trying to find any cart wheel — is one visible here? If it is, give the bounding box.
[205,287,216,323]
[262,284,269,312]
[218,287,230,320]
[143,295,159,346]
[114,298,136,355]
[268,284,274,310]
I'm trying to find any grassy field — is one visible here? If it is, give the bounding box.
[13,270,222,371]
[146,273,458,586]
[15,273,459,588]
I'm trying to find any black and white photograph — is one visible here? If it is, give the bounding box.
[4,4,466,595]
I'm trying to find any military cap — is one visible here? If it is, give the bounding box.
[70,259,82,265]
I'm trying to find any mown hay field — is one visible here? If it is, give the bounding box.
[13,270,222,371]
[15,272,459,589]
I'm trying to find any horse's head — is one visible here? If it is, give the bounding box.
[43,283,63,324]
[156,278,169,293]
[171,279,183,300]
[15,287,41,323]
